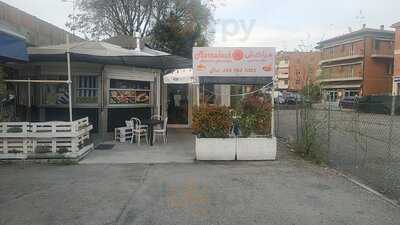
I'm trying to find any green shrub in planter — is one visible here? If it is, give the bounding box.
[239,115,257,138]
[239,95,272,137]
[193,106,233,138]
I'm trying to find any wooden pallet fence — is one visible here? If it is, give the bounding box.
[0,117,93,159]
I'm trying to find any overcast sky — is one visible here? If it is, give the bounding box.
[3,0,400,50]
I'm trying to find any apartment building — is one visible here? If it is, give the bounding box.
[392,22,400,95]
[316,25,395,102]
[276,51,320,92]
[276,53,290,91]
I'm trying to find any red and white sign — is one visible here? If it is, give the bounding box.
[193,47,275,77]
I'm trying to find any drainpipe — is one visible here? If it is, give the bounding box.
[362,36,367,95]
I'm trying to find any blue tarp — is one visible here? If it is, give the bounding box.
[0,32,28,62]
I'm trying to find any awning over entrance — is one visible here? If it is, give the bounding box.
[322,82,362,89]
[164,69,196,84]
[0,26,28,62]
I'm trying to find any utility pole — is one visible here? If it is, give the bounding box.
[66,34,73,122]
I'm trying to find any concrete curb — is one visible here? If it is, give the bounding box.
[339,172,399,208]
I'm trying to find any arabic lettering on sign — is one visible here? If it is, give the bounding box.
[193,47,275,77]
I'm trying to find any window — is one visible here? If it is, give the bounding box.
[200,84,215,105]
[349,44,354,55]
[109,79,151,105]
[76,76,98,104]
[330,48,334,57]
[386,63,394,75]
[41,75,69,105]
[43,84,69,105]
[344,90,359,97]
[374,40,380,50]
[326,91,339,102]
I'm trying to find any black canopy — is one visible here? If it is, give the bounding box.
[29,53,192,70]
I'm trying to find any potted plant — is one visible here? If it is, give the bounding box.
[192,106,236,160]
[236,95,276,160]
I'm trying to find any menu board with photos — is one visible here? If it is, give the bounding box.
[109,79,151,105]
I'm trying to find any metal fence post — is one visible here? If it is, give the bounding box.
[327,102,331,156]
[276,97,280,138]
[353,106,359,173]
[296,102,299,144]
[385,95,395,194]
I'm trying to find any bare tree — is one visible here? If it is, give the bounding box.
[67,0,215,41]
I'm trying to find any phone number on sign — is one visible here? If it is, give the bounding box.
[209,67,257,74]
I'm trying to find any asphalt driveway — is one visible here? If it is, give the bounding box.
[0,146,399,225]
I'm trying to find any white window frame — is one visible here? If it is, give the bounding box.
[75,75,99,105]
[107,78,153,108]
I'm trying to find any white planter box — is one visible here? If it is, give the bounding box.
[195,137,236,161]
[236,137,277,160]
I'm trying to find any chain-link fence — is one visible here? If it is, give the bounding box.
[275,96,400,203]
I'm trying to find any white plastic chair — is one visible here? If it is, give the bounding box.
[126,118,148,145]
[153,117,168,144]
[151,115,162,120]
[151,115,162,129]
[130,117,148,130]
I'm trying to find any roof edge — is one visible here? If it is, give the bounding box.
[392,22,400,28]
[317,28,394,46]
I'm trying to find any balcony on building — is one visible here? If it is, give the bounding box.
[277,68,289,79]
[277,73,289,79]
[277,60,289,68]
[320,48,365,64]
[277,83,289,90]
[371,39,394,58]
[276,78,289,90]
[317,65,363,83]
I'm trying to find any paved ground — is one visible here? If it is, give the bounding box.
[82,129,195,164]
[1,145,399,225]
[276,108,400,202]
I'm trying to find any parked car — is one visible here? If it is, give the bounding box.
[274,96,285,104]
[286,96,297,105]
[339,96,356,109]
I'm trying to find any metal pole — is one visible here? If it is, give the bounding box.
[202,83,205,105]
[195,73,200,107]
[27,79,31,122]
[27,80,31,108]
[391,93,396,116]
[156,71,161,116]
[196,83,200,106]
[271,81,275,138]
[296,99,299,143]
[66,34,73,122]
[276,90,280,137]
